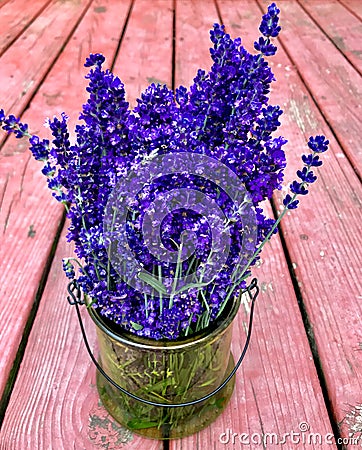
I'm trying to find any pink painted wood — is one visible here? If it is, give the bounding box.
[0,1,162,448]
[1,225,162,449]
[0,0,91,145]
[0,0,361,448]
[339,0,362,20]
[0,0,131,417]
[256,0,362,443]
[112,0,174,107]
[171,1,338,447]
[266,0,362,178]
[302,0,362,75]
[0,0,51,57]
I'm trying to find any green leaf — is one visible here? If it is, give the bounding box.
[215,397,226,409]
[138,272,167,294]
[130,321,143,331]
[139,377,175,394]
[175,280,213,295]
[127,419,159,430]
[199,377,217,387]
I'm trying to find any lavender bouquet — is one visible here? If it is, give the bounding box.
[1,3,329,437]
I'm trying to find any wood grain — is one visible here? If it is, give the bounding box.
[339,0,362,20]
[174,0,218,88]
[264,0,362,178]
[0,1,162,448]
[0,0,51,57]
[0,1,361,448]
[253,0,362,443]
[0,0,10,8]
[112,0,174,108]
[301,0,362,75]
[171,237,336,450]
[0,224,162,450]
[171,1,336,448]
[0,0,132,401]
[0,0,91,145]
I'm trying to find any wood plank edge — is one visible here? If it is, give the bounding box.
[0,209,66,427]
[256,0,362,183]
[0,0,93,148]
[297,0,362,77]
[338,0,362,21]
[0,0,54,58]
[109,0,134,73]
[269,198,346,445]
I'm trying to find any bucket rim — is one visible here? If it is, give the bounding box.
[88,295,241,351]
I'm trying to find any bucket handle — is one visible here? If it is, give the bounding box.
[67,278,259,408]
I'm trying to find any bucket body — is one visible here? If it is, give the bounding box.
[89,298,240,439]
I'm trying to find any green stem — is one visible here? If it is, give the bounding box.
[158,265,163,315]
[169,241,184,309]
[107,206,118,290]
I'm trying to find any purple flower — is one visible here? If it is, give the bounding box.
[302,153,323,167]
[307,135,329,153]
[259,3,281,38]
[283,134,329,210]
[254,37,277,56]
[0,4,329,340]
[29,136,49,161]
[297,166,317,184]
[1,114,29,138]
[62,258,75,279]
[290,180,308,195]
[283,194,299,210]
[84,53,105,68]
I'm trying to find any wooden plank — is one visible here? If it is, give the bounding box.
[0,2,164,447]
[0,0,132,401]
[339,0,362,20]
[0,224,161,450]
[265,0,362,179]
[174,0,218,87]
[0,0,360,448]
[0,0,91,145]
[172,240,336,450]
[302,0,362,75]
[252,0,362,444]
[112,0,174,107]
[0,0,51,57]
[171,1,335,447]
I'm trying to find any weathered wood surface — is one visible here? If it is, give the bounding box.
[0,0,132,429]
[113,0,174,107]
[0,225,162,450]
[174,0,216,89]
[171,0,352,447]
[0,0,91,145]
[0,1,161,448]
[339,0,362,19]
[257,1,362,445]
[302,0,362,75]
[0,0,51,57]
[0,0,361,449]
[271,1,362,179]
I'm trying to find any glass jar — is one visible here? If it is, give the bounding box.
[88,296,241,440]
